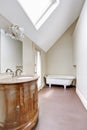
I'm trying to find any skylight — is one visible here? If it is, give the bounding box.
[17,0,60,30]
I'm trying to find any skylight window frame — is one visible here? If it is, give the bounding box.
[35,1,54,25]
[17,0,60,30]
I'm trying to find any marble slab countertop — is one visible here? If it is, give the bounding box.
[0,75,38,85]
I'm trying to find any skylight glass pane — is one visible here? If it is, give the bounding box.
[17,0,59,29]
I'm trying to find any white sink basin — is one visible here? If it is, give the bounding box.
[17,76,33,80]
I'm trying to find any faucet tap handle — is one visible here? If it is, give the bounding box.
[12,72,15,77]
[6,68,14,77]
[15,69,23,76]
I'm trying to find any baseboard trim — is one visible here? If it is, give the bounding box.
[76,88,87,110]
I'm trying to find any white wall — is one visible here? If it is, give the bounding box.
[23,36,34,75]
[73,0,87,109]
[46,22,76,76]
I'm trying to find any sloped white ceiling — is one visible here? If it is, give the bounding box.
[0,0,85,51]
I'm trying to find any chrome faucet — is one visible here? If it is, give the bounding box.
[6,68,14,77]
[15,69,23,76]
[6,68,12,73]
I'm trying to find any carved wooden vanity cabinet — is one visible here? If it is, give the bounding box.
[0,77,38,130]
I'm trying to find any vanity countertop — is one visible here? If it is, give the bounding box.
[0,75,38,84]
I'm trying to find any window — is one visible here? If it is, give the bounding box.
[35,49,41,89]
[17,0,60,30]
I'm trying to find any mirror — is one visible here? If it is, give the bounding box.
[0,29,23,73]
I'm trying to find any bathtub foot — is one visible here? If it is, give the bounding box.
[64,85,66,89]
[49,84,51,88]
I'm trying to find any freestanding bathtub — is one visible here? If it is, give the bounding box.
[45,75,75,89]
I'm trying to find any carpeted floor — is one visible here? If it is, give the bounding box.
[34,86,87,130]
